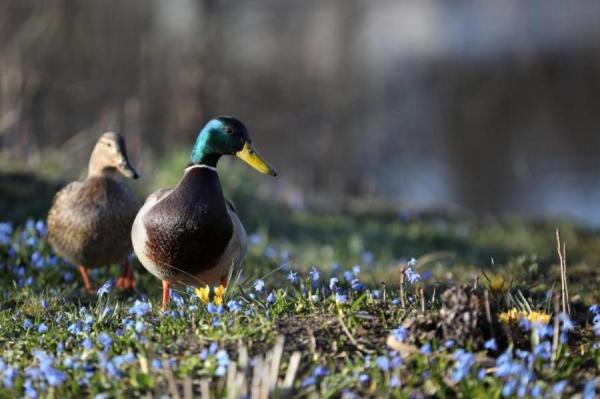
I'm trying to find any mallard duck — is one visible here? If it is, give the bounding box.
[131,116,277,309]
[47,132,139,293]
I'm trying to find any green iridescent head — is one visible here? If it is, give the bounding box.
[190,116,277,176]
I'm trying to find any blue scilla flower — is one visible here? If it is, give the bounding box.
[484,338,498,351]
[371,290,381,300]
[335,292,348,304]
[351,279,365,292]
[24,319,33,330]
[392,327,409,342]
[589,304,600,314]
[96,280,113,298]
[309,267,320,282]
[420,343,432,355]
[31,251,46,269]
[3,365,18,388]
[553,380,568,396]
[266,292,276,304]
[343,270,354,282]
[584,380,596,399]
[404,265,421,285]
[286,271,299,284]
[34,220,47,236]
[452,349,476,382]
[227,300,242,313]
[329,277,338,291]
[253,279,265,293]
[376,356,390,372]
[207,303,224,315]
[98,333,112,350]
[358,373,370,384]
[352,265,361,275]
[37,323,48,334]
[170,291,185,309]
[128,300,151,317]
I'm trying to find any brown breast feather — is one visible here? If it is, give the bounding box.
[143,168,234,279]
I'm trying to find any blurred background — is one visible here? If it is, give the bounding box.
[2,0,600,224]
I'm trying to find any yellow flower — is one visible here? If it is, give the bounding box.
[214,284,226,305]
[489,275,509,295]
[499,308,551,325]
[195,285,210,304]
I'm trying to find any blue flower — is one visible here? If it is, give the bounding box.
[3,366,17,388]
[329,277,338,291]
[128,300,151,317]
[584,380,596,399]
[533,341,551,360]
[552,380,568,395]
[420,343,431,355]
[404,266,421,285]
[350,279,365,292]
[267,292,276,304]
[207,303,224,315]
[67,321,82,335]
[96,280,113,298]
[37,323,48,334]
[484,338,498,351]
[452,349,476,382]
[502,380,517,397]
[477,368,486,380]
[352,265,361,275]
[371,290,381,300]
[589,304,600,314]
[392,327,409,342]
[335,292,348,304]
[227,300,242,313]
[82,337,94,350]
[376,356,390,372]
[287,271,299,284]
[358,373,370,384]
[343,271,355,282]
[151,359,162,371]
[98,333,112,350]
[170,291,185,309]
[31,251,46,269]
[135,320,145,334]
[309,267,320,282]
[64,271,74,283]
[314,366,329,378]
[34,220,46,236]
[23,319,33,330]
[253,279,265,293]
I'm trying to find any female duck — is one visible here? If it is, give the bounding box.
[131,116,277,309]
[47,132,139,292]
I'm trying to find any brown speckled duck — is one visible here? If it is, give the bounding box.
[131,116,277,309]
[47,132,139,293]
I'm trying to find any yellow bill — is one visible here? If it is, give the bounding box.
[236,142,277,176]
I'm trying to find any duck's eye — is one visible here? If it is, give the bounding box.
[225,127,234,135]
[106,142,113,148]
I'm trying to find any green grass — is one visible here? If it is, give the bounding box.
[0,151,598,397]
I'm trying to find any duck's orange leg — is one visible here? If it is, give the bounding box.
[161,280,171,311]
[78,266,95,294]
[116,259,136,291]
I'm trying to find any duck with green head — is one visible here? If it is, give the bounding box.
[131,116,277,309]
